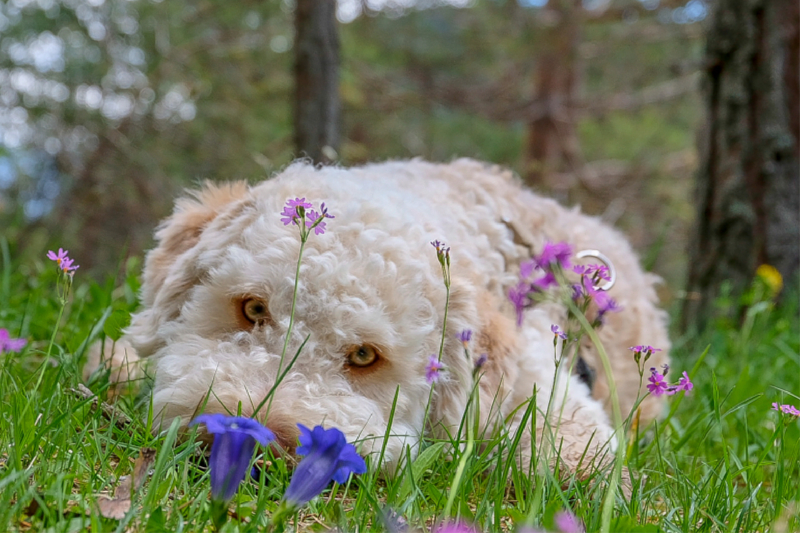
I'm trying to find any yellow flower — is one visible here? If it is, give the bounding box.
[756,264,783,296]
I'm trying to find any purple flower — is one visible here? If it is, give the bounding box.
[550,324,567,340]
[284,425,367,507]
[425,355,444,384]
[647,367,669,396]
[0,329,27,353]
[306,210,327,235]
[457,329,472,345]
[189,414,275,503]
[281,197,314,226]
[532,271,558,291]
[434,522,478,533]
[47,248,79,273]
[675,371,693,393]
[629,345,662,354]
[319,202,335,219]
[280,206,300,226]
[536,241,572,270]
[772,403,800,417]
[519,258,538,279]
[46,248,68,263]
[474,353,488,370]
[509,281,530,326]
[554,510,585,533]
[287,197,313,210]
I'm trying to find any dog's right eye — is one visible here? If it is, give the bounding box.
[242,298,271,324]
[345,344,380,367]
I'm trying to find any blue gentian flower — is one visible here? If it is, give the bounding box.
[190,414,275,502]
[283,424,367,507]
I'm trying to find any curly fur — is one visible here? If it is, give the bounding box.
[103,159,670,472]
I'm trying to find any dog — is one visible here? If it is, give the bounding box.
[89,159,670,473]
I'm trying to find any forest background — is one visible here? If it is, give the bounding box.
[0,0,798,321]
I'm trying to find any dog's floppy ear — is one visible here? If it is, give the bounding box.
[129,180,249,355]
[141,180,249,306]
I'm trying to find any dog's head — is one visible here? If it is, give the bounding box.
[127,163,517,468]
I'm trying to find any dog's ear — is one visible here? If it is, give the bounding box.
[128,180,249,355]
[142,181,249,305]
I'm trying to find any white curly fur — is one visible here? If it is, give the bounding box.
[108,159,670,473]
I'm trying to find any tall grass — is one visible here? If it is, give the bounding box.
[0,245,797,532]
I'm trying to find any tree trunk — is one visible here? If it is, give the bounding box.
[293,0,340,165]
[683,0,799,330]
[524,0,582,193]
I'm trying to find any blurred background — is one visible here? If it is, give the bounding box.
[0,0,797,328]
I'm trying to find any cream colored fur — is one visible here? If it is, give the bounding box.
[101,159,670,472]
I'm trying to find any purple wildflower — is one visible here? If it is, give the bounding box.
[647,367,669,396]
[284,425,367,507]
[281,197,314,226]
[675,371,693,393]
[425,355,444,384]
[550,324,567,340]
[189,414,275,503]
[532,271,558,291]
[519,258,538,279]
[457,329,472,345]
[306,210,327,235]
[434,522,478,533]
[0,329,27,353]
[536,241,572,270]
[554,510,585,533]
[280,206,299,226]
[474,353,488,370]
[47,248,79,273]
[629,345,662,354]
[509,281,530,326]
[772,403,800,417]
[318,202,335,219]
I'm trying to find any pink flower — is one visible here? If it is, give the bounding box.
[536,241,572,270]
[425,355,444,384]
[509,281,531,326]
[0,328,27,353]
[647,367,669,396]
[772,402,800,417]
[47,248,79,273]
[675,371,693,393]
[305,210,327,235]
[46,248,69,264]
[532,271,558,291]
[554,510,585,533]
[551,324,567,340]
[520,258,538,279]
[629,345,662,354]
[281,197,314,226]
[434,522,478,533]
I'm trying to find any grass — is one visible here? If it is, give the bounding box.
[0,243,798,533]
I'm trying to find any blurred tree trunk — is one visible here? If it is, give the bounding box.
[294,0,340,164]
[683,0,799,330]
[524,0,582,193]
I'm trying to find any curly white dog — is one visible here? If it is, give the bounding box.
[92,159,670,473]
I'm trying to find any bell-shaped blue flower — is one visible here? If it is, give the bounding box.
[190,414,275,503]
[283,424,367,507]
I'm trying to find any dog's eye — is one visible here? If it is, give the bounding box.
[345,344,380,367]
[242,298,270,324]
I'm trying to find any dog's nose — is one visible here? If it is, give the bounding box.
[265,416,300,453]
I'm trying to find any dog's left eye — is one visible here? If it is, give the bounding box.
[242,298,271,324]
[345,344,380,367]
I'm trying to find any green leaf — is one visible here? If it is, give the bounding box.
[103,309,131,341]
[396,441,446,502]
